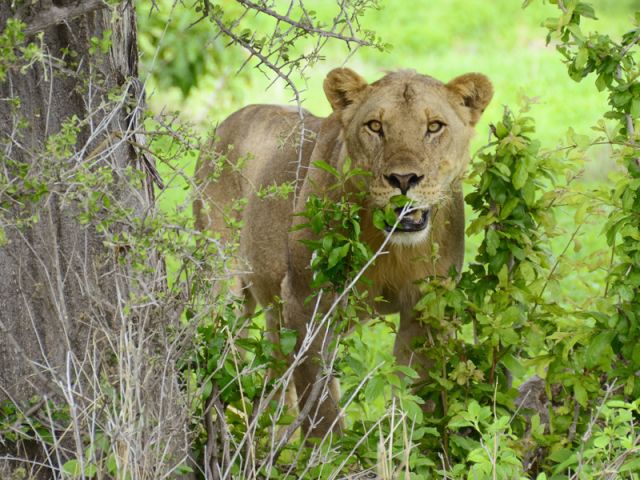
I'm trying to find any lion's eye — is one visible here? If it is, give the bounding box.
[427,121,445,135]
[366,120,383,135]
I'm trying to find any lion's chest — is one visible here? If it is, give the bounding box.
[361,248,433,314]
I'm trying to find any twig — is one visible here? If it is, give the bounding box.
[531,223,582,316]
[557,0,568,13]
[204,384,221,480]
[619,28,640,58]
[234,0,372,47]
[567,399,580,442]
[571,382,616,480]
[209,14,301,104]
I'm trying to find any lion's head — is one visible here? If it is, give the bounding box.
[323,68,493,246]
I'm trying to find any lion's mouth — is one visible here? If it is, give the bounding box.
[384,207,430,233]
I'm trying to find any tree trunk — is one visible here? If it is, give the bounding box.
[0,1,170,477]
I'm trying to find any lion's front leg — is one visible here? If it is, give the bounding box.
[281,273,344,438]
[393,308,434,384]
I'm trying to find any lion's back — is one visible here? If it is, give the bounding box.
[194,104,323,304]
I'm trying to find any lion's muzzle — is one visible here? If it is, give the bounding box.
[385,207,430,233]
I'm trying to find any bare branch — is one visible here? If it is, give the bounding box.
[235,0,372,47]
[23,0,110,37]
[210,14,300,100]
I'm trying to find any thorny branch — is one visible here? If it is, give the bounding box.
[197,0,379,88]
[209,14,301,103]
[196,0,381,201]
[233,0,372,47]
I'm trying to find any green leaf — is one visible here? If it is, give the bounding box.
[280,328,297,356]
[223,359,236,377]
[364,376,385,402]
[548,447,575,464]
[395,365,420,379]
[403,398,424,423]
[175,464,194,475]
[512,159,528,189]
[384,207,397,226]
[593,434,609,448]
[372,209,386,230]
[631,98,640,119]
[327,243,350,269]
[202,379,212,399]
[242,374,256,399]
[575,2,597,19]
[493,162,512,179]
[106,454,117,474]
[353,241,370,261]
[489,250,510,274]
[62,460,96,478]
[310,211,323,234]
[321,235,333,252]
[567,24,585,42]
[575,47,588,69]
[413,426,440,439]
[450,434,480,452]
[573,382,588,407]
[500,197,520,219]
[574,201,589,224]
[467,400,491,423]
[468,447,488,464]
[312,160,339,178]
[522,180,536,206]
[85,464,97,478]
[390,194,410,207]
[585,331,614,368]
[613,91,632,108]
[486,228,499,256]
[341,156,352,175]
[62,460,81,477]
[502,352,527,378]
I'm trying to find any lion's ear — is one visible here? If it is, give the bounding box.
[323,68,369,111]
[447,73,493,126]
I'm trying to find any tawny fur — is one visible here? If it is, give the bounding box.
[194,68,493,436]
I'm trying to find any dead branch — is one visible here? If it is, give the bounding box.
[23,0,110,37]
[234,0,371,47]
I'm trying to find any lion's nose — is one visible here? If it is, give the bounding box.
[384,173,424,195]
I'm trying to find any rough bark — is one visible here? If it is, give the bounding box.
[0,0,142,400]
[0,1,164,477]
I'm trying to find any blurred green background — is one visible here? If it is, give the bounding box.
[139,0,637,153]
[136,0,640,419]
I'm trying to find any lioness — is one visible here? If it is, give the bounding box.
[194,68,493,437]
